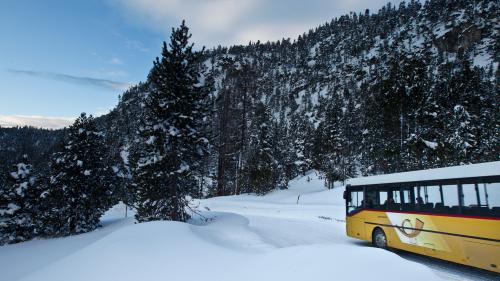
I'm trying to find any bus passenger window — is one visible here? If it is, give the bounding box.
[388,189,401,210]
[401,188,414,211]
[477,184,488,207]
[425,186,441,212]
[348,190,364,214]
[462,184,478,207]
[461,183,492,215]
[465,182,500,216]
[413,186,425,211]
[441,185,459,213]
[376,190,388,210]
[364,190,377,209]
[485,182,500,216]
[413,186,440,212]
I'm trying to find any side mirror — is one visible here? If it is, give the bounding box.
[343,191,350,201]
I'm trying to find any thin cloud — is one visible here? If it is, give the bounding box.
[7,69,132,91]
[101,70,128,78]
[108,57,124,65]
[0,115,75,129]
[125,40,150,52]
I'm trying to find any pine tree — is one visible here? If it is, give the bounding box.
[340,88,359,181]
[316,94,345,188]
[113,140,135,211]
[360,74,386,175]
[131,21,209,222]
[0,155,43,244]
[272,120,293,189]
[214,63,236,196]
[289,113,314,176]
[241,103,278,195]
[41,113,117,236]
[443,60,485,165]
[477,70,499,162]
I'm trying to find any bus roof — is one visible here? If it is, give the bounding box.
[347,161,500,187]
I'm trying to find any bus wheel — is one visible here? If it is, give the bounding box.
[373,228,387,248]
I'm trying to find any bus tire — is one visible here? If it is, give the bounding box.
[372,228,387,249]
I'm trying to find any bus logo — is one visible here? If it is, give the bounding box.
[397,218,424,238]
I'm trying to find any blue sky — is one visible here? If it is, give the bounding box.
[0,0,405,128]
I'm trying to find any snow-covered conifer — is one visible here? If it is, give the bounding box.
[240,102,278,195]
[131,21,210,222]
[41,113,117,236]
[0,155,43,244]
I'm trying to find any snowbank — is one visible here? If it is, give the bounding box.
[18,215,441,281]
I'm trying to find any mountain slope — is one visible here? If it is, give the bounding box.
[100,0,498,195]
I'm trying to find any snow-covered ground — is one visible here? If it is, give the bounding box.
[0,171,495,281]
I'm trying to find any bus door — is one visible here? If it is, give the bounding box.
[346,187,366,238]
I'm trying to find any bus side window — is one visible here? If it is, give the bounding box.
[462,184,478,208]
[413,186,425,210]
[424,185,441,212]
[389,188,401,211]
[461,183,490,215]
[485,182,500,217]
[364,190,377,209]
[378,190,388,210]
[375,187,401,211]
[401,187,414,211]
[441,185,459,213]
[477,183,488,207]
[412,185,440,212]
[347,190,364,214]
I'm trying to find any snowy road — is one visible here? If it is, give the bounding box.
[197,191,499,280]
[196,172,499,281]
[198,197,499,281]
[0,171,498,281]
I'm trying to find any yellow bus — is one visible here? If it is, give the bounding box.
[344,161,500,273]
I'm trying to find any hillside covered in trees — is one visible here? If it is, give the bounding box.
[103,0,499,195]
[0,0,498,243]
